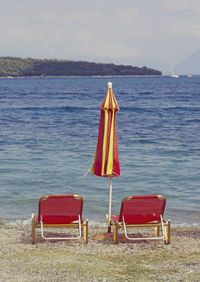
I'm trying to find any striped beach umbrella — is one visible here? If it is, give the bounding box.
[91,82,120,228]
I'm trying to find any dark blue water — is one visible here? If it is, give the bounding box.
[0,76,200,225]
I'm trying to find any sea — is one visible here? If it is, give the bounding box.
[0,76,200,226]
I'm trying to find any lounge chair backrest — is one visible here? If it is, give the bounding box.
[119,195,166,224]
[38,195,83,224]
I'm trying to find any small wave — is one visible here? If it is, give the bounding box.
[0,105,92,112]
[161,106,200,112]
[138,91,153,95]
[186,119,200,123]
[1,218,199,228]
[1,217,106,227]
[120,107,154,113]
[172,223,200,228]
[24,106,89,112]
[1,217,31,226]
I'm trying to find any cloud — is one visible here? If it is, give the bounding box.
[0,0,200,73]
[162,0,193,11]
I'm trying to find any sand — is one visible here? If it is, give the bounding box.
[0,222,199,281]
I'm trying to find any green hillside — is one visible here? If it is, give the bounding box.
[0,57,162,77]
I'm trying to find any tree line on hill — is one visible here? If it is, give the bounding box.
[0,57,162,77]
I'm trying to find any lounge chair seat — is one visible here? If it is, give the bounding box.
[110,195,170,244]
[31,195,88,244]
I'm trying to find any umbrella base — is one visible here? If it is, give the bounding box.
[92,232,127,242]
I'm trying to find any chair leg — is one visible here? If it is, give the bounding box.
[31,214,35,244]
[106,214,111,233]
[164,220,171,244]
[113,222,119,244]
[84,219,88,243]
[154,226,160,236]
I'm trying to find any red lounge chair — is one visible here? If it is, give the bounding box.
[111,195,170,244]
[31,195,88,244]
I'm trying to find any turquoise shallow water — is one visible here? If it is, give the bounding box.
[0,76,200,225]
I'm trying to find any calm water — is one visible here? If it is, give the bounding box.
[0,76,200,225]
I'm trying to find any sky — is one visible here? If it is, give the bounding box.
[1,0,200,74]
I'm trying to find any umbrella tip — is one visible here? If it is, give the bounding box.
[108,82,112,88]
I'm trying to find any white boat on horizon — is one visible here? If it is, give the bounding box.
[170,64,179,78]
[171,73,179,78]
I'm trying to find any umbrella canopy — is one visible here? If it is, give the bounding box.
[91,82,120,227]
[91,82,120,177]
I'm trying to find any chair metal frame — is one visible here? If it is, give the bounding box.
[122,214,166,241]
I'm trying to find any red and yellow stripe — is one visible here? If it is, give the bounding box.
[91,87,120,177]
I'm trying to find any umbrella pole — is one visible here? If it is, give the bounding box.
[108,176,112,233]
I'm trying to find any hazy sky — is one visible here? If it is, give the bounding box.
[1,0,200,73]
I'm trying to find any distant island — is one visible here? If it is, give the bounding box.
[0,57,162,77]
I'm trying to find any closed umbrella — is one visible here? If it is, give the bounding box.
[91,82,120,230]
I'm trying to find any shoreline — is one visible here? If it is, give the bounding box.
[0,74,163,79]
[1,217,200,228]
[0,223,199,281]
[1,75,200,80]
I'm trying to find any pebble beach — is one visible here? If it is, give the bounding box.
[0,223,199,281]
